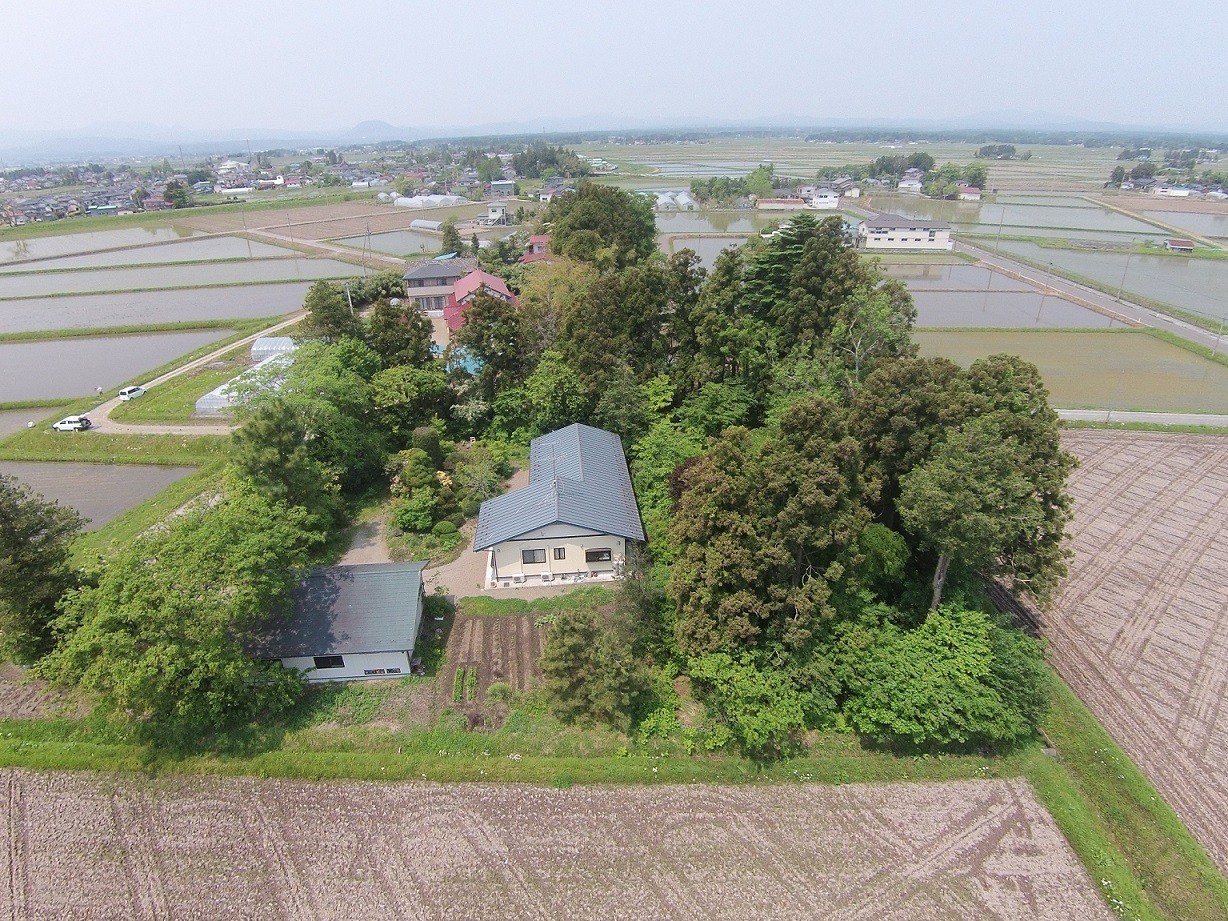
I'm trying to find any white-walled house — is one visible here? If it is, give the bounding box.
[474,424,645,589]
[858,214,953,250]
[259,562,428,682]
[807,188,840,210]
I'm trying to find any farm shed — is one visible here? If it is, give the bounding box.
[474,424,645,589]
[250,336,297,361]
[410,218,443,232]
[193,353,292,416]
[258,561,428,682]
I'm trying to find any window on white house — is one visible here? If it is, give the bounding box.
[314,655,345,669]
[553,547,566,560]
[585,548,612,563]
[522,549,546,564]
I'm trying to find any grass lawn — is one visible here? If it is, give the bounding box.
[0,428,228,466]
[69,462,225,563]
[110,364,242,424]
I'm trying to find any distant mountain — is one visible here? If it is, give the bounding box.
[1,113,1224,165]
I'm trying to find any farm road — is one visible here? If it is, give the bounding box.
[86,311,305,436]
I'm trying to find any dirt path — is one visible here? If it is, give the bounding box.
[0,769,1112,920]
[336,520,391,565]
[85,311,305,436]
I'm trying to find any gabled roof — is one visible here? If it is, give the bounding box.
[402,258,474,282]
[257,562,427,658]
[862,213,952,230]
[474,424,645,551]
[454,269,514,302]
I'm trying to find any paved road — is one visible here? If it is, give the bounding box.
[1058,409,1228,427]
[957,239,1227,353]
[86,311,306,436]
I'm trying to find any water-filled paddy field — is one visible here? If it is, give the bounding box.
[0,329,233,401]
[865,194,1166,236]
[0,227,198,263]
[911,291,1119,328]
[334,230,444,256]
[916,329,1228,412]
[662,234,749,266]
[994,240,1228,321]
[1141,210,1228,240]
[0,236,297,270]
[0,461,197,530]
[880,263,1032,290]
[0,282,312,333]
[0,257,354,298]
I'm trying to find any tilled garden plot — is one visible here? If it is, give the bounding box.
[1036,430,1228,869]
[0,770,1110,920]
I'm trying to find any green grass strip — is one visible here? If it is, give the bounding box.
[1036,671,1228,920]
[0,318,272,344]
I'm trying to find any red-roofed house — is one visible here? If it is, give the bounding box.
[958,186,982,201]
[444,269,518,330]
[520,233,553,264]
[1164,238,1196,253]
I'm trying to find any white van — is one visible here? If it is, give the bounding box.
[118,386,145,401]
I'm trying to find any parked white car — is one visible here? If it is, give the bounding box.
[118,386,145,401]
[52,415,92,432]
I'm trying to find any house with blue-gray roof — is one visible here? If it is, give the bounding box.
[474,424,645,588]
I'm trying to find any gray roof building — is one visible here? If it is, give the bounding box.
[474,424,646,551]
[401,258,476,283]
[259,562,427,658]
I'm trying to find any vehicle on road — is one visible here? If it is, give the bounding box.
[118,386,146,401]
[52,415,92,432]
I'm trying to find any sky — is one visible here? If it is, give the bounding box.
[3,0,1227,136]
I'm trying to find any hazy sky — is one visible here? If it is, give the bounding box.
[4,0,1226,134]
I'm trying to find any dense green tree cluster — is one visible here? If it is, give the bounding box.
[976,144,1017,159]
[689,164,775,203]
[511,144,590,179]
[922,162,989,197]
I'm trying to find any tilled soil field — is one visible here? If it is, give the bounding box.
[444,613,544,703]
[0,770,1110,920]
[1035,430,1228,869]
[180,202,487,241]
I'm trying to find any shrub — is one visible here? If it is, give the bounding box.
[431,520,458,536]
[390,488,438,533]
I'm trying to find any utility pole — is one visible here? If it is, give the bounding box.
[1115,252,1132,301]
[344,282,354,315]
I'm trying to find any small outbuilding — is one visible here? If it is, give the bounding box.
[259,562,428,682]
[1165,238,1196,253]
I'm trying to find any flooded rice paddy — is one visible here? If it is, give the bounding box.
[0,257,354,298]
[881,263,1032,290]
[0,283,313,333]
[662,234,749,266]
[0,409,41,439]
[866,194,1166,237]
[0,462,197,530]
[1141,210,1228,240]
[335,230,443,256]
[916,329,1228,412]
[656,211,796,234]
[0,227,197,263]
[0,329,233,401]
[911,291,1118,328]
[0,236,296,270]
[994,240,1228,321]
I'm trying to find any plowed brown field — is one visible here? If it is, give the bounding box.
[1035,430,1228,869]
[0,770,1109,920]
